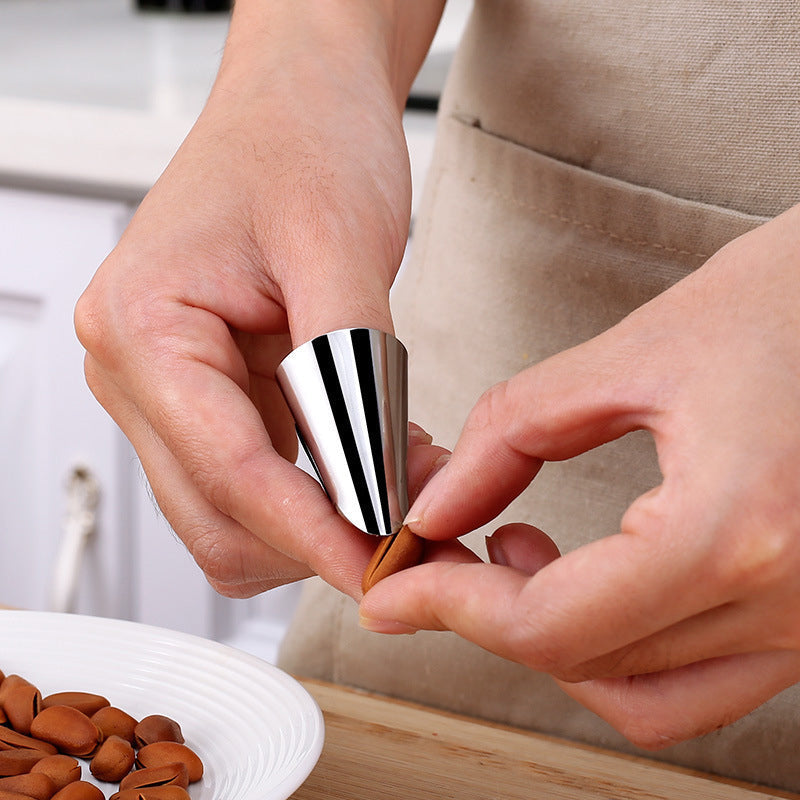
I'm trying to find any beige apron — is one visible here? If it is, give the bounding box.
[279,0,800,790]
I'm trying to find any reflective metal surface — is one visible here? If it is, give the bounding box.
[276,328,409,537]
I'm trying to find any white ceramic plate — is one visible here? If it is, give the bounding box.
[0,610,324,800]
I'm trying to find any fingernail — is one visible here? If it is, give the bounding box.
[485,534,509,566]
[404,453,450,528]
[407,424,434,447]
[358,613,418,635]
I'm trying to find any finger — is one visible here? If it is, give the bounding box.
[231,329,298,461]
[485,523,561,574]
[407,431,479,563]
[405,327,655,540]
[406,426,451,504]
[558,650,800,750]
[92,357,455,599]
[424,539,483,565]
[359,560,534,644]
[85,352,374,597]
[133,363,371,583]
[407,421,433,447]
[373,422,476,570]
[568,603,751,681]
[85,355,320,595]
[359,523,733,677]
[280,247,397,346]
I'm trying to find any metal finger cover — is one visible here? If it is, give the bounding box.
[276,328,409,537]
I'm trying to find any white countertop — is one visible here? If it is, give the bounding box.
[0,0,226,200]
[0,0,468,202]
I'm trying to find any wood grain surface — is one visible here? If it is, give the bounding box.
[293,679,797,800]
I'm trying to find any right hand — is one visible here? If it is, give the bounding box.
[74,1,443,600]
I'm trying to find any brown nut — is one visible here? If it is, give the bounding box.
[31,755,82,792]
[136,743,203,783]
[0,675,27,706]
[361,525,425,592]
[133,716,184,749]
[119,764,189,792]
[0,790,45,800]
[90,707,138,746]
[0,726,58,754]
[30,707,103,757]
[0,748,49,776]
[0,772,56,800]
[42,694,109,718]
[89,735,135,783]
[111,787,191,800]
[50,781,104,800]
[2,679,42,735]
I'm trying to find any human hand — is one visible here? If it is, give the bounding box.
[360,203,800,747]
[74,1,444,599]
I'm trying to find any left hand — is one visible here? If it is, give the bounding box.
[359,203,800,749]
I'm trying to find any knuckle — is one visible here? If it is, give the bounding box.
[467,380,533,459]
[74,283,109,356]
[501,613,572,676]
[466,382,509,436]
[185,524,248,587]
[76,264,169,374]
[713,518,796,594]
[685,463,800,596]
[194,535,300,600]
[195,446,261,521]
[620,488,668,538]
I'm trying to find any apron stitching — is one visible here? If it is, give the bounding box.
[483,185,711,260]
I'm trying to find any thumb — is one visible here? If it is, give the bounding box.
[283,259,397,346]
[405,328,655,540]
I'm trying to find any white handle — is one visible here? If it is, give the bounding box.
[50,465,100,613]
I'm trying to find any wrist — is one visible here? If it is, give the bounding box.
[214,0,443,112]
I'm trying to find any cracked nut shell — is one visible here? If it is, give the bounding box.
[0,726,57,754]
[136,743,202,783]
[30,755,82,792]
[362,525,425,593]
[133,716,184,748]
[0,772,56,800]
[1,676,42,735]
[0,748,50,776]
[119,764,189,792]
[111,787,191,800]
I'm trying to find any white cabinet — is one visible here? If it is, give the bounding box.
[0,188,131,616]
[0,186,300,661]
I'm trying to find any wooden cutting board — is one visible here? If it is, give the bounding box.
[292,679,797,800]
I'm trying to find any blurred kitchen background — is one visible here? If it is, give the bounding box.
[0,0,471,661]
